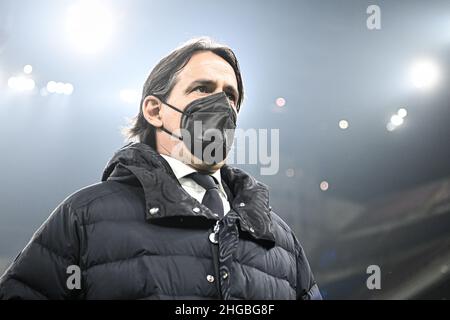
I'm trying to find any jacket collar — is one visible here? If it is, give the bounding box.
[101,142,276,243]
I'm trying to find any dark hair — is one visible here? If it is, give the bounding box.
[123,37,244,149]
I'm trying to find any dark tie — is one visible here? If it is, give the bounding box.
[188,172,224,218]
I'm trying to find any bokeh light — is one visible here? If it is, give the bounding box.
[320,181,329,191]
[275,97,286,107]
[339,119,349,130]
[65,0,115,54]
[410,59,440,90]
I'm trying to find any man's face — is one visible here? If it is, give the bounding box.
[143,50,239,172]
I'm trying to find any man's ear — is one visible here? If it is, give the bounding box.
[142,95,163,128]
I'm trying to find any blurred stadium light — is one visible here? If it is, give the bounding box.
[46,81,74,95]
[390,114,404,126]
[320,180,329,191]
[387,108,408,132]
[65,0,116,54]
[275,97,286,107]
[397,107,408,118]
[7,75,35,92]
[23,64,32,74]
[410,59,440,90]
[338,119,349,130]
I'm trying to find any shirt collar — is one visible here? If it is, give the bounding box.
[160,154,224,189]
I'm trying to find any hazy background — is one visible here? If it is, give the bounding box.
[1,0,449,299]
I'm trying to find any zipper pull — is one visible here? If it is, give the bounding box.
[209,220,220,244]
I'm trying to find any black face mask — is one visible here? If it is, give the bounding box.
[156,92,237,164]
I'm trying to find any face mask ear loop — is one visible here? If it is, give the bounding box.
[158,126,183,141]
[162,101,191,117]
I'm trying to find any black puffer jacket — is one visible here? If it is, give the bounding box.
[0,142,321,300]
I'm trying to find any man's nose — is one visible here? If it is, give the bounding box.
[212,87,237,112]
[213,88,225,95]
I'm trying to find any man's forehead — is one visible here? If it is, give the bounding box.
[177,52,238,88]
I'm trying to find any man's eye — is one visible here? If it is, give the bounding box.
[226,93,236,103]
[193,86,209,93]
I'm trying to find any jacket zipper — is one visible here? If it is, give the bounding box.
[210,221,223,300]
[161,154,223,298]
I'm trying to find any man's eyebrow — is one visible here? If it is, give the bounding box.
[184,79,213,93]
[185,79,239,100]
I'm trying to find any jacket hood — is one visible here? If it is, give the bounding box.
[101,142,276,243]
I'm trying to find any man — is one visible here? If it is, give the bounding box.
[0,37,321,300]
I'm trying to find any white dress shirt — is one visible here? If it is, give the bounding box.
[160,154,231,216]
